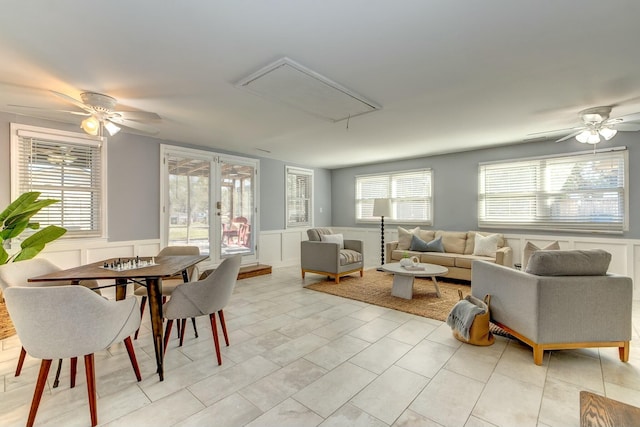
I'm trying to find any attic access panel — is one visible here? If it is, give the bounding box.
[235,57,381,122]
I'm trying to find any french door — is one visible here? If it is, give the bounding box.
[160,145,259,264]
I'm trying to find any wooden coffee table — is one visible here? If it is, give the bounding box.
[381,262,449,299]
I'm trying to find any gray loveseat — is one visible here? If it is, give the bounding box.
[385,229,513,281]
[472,249,633,365]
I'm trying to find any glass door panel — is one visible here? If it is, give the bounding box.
[166,155,211,256]
[219,158,255,259]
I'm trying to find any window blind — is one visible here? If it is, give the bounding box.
[15,129,104,237]
[478,149,627,233]
[286,166,313,227]
[356,169,433,224]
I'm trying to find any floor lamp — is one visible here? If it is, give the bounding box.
[373,198,392,271]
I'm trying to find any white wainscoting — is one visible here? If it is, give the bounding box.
[34,228,640,299]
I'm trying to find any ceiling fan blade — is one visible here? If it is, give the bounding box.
[107,117,159,135]
[612,123,640,132]
[7,104,91,116]
[616,112,640,123]
[50,90,93,113]
[113,110,161,121]
[556,130,583,143]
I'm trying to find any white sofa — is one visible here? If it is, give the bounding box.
[385,228,512,281]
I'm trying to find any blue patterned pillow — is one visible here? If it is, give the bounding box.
[410,235,444,252]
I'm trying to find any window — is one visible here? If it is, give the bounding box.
[11,124,106,238]
[286,166,313,228]
[478,148,628,233]
[356,169,433,224]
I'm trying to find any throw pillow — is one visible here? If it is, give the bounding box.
[525,249,611,276]
[522,240,560,271]
[473,233,499,256]
[397,226,420,250]
[321,233,344,249]
[409,235,445,252]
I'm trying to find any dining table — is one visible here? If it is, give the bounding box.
[28,254,208,381]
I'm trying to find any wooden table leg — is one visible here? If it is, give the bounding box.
[145,277,164,381]
[115,278,128,301]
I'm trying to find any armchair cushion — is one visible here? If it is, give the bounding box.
[340,249,362,266]
[321,233,344,249]
[525,249,611,276]
[307,228,334,241]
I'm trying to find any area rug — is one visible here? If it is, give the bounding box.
[305,269,471,322]
[0,300,16,340]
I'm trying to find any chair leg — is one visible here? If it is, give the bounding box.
[70,357,78,388]
[209,313,222,365]
[15,346,26,376]
[53,359,63,388]
[134,296,147,340]
[179,319,187,346]
[123,337,142,381]
[218,310,229,346]
[163,319,174,351]
[27,359,52,427]
[620,341,630,362]
[191,317,198,338]
[84,354,98,427]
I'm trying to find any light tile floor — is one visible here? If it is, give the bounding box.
[1,266,640,427]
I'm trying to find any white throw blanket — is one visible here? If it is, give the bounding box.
[446,297,486,340]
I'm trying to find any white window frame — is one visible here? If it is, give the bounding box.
[10,123,107,239]
[356,168,434,225]
[286,166,313,228]
[478,147,628,234]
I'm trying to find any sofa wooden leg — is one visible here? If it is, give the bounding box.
[533,345,544,366]
[301,269,305,279]
[359,269,363,277]
[335,275,340,284]
[619,342,630,362]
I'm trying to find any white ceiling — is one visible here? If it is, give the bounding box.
[1,1,640,169]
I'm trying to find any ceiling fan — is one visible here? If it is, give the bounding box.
[550,106,640,145]
[10,91,161,136]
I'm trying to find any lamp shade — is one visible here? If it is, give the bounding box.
[372,198,392,218]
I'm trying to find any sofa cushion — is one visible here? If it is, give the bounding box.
[419,252,456,267]
[435,231,467,254]
[307,228,333,241]
[473,233,500,256]
[454,254,495,269]
[522,240,560,271]
[339,249,362,266]
[397,226,420,250]
[409,235,444,252]
[525,249,611,276]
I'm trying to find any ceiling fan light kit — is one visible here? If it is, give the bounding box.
[44,90,161,137]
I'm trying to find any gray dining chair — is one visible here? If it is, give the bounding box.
[0,258,99,382]
[133,245,201,340]
[163,254,241,365]
[4,285,142,427]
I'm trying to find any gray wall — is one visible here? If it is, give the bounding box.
[331,132,640,239]
[0,113,332,241]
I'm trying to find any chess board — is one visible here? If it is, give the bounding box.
[100,258,158,271]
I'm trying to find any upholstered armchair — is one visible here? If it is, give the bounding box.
[301,228,364,283]
[471,249,633,365]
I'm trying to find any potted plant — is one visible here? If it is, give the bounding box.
[0,192,67,264]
